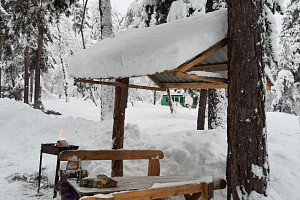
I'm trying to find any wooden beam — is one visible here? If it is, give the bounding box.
[112,78,129,177]
[147,75,164,88]
[175,39,227,73]
[173,71,227,84]
[188,63,228,72]
[75,79,165,91]
[161,82,227,89]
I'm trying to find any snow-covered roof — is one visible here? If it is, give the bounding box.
[69,9,228,79]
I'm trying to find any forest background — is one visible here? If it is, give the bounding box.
[0,0,299,123]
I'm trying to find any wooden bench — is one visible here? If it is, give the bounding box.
[67,176,226,200]
[59,150,164,177]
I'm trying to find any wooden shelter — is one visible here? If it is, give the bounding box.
[75,39,273,91]
[68,9,273,176]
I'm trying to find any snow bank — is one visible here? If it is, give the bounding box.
[1,98,300,200]
[69,9,227,79]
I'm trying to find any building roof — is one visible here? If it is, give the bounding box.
[69,9,272,90]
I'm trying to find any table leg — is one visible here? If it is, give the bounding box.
[37,148,43,193]
[53,156,60,198]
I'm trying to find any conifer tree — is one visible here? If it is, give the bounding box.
[274,0,300,115]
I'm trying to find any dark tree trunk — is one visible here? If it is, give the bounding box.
[24,46,29,104]
[0,28,2,98]
[206,0,214,12]
[166,88,174,114]
[227,0,269,199]
[207,89,216,130]
[197,89,207,130]
[34,24,43,109]
[153,90,156,105]
[30,70,34,104]
[112,78,129,177]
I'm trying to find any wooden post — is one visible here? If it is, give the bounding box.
[112,78,129,177]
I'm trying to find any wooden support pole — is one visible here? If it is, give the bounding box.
[112,78,129,177]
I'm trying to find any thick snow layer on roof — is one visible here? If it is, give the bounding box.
[69,9,228,79]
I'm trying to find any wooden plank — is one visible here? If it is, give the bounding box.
[148,159,160,176]
[188,63,228,72]
[112,183,205,200]
[67,176,226,200]
[175,39,227,73]
[173,71,227,84]
[161,82,227,89]
[59,150,164,161]
[75,79,165,91]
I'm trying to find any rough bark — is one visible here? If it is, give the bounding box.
[34,24,43,109]
[80,0,88,49]
[112,78,129,177]
[227,0,269,199]
[0,28,2,98]
[24,45,29,104]
[30,70,34,104]
[197,89,207,130]
[166,88,174,114]
[208,89,226,129]
[100,0,114,120]
[99,0,113,39]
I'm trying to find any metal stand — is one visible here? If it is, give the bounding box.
[37,143,79,198]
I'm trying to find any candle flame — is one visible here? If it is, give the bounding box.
[59,129,67,141]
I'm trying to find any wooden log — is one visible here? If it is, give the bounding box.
[161,82,227,89]
[97,174,118,187]
[112,78,129,177]
[59,150,164,161]
[173,71,227,84]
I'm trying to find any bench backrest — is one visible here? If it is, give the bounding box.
[59,150,164,176]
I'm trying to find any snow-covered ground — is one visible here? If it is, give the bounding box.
[1,98,299,200]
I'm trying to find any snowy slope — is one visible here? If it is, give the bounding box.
[1,98,300,200]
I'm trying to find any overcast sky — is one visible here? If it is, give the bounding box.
[111,0,134,15]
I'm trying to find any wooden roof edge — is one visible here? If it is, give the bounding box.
[75,78,166,91]
[174,38,228,73]
[173,71,228,84]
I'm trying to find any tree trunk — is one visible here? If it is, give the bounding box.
[30,70,34,104]
[166,88,174,114]
[153,90,156,105]
[99,0,113,39]
[99,0,114,120]
[24,45,29,104]
[197,89,207,130]
[80,0,89,49]
[208,89,226,129]
[34,24,43,109]
[0,28,2,98]
[56,24,69,102]
[227,0,269,199]
[112,78,129,177]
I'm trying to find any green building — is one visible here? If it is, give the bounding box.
[161,95,196,108]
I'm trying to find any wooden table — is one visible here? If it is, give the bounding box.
[67,176,226,200]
